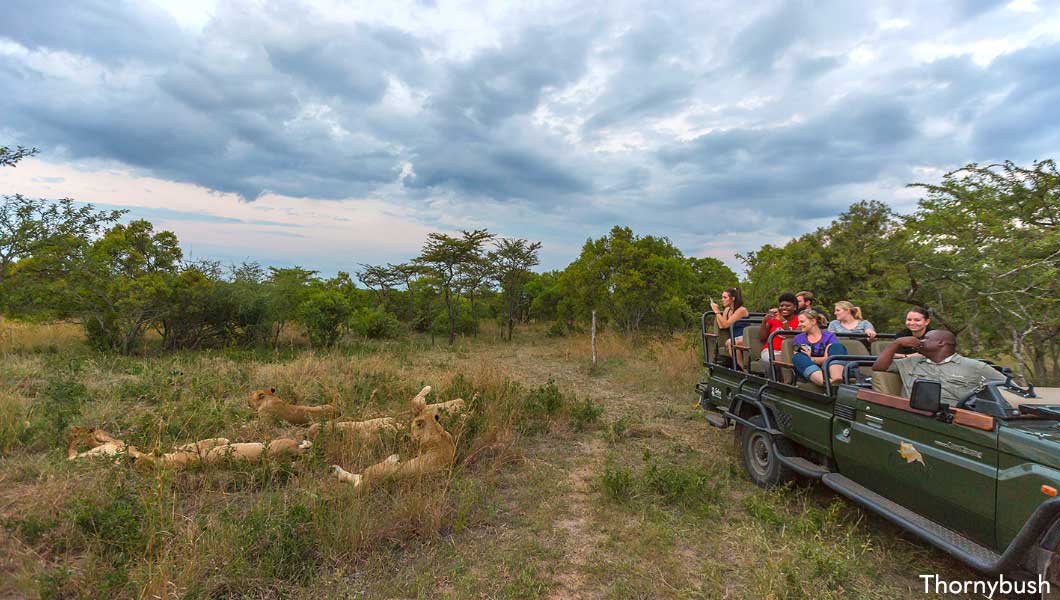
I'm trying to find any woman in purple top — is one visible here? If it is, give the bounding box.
[790,310,846,385]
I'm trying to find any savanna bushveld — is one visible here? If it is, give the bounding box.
[1,143,1058,599]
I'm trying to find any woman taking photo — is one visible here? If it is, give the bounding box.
[791,310,846,386]
[710,287,749,367]
[894,307,933,358]
[828,301,877,340]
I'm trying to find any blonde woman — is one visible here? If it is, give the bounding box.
[828,301,876,340]
[792,310,846,385]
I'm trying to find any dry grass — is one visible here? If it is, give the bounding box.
[0,319,85,355]
[0,322,986,599]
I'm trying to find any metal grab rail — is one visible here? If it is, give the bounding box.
[765,328,801,381]
[822,355,879,395]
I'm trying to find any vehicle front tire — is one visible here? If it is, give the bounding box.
[738,414,795,489]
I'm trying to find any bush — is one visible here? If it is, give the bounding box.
[26,372,88,449]
[519,377,566,434]
[568,397,603,431]
[601,465,635,502]
[351,308,402,339]
[642,462,721,510]
[545,321,566,338]
[296,288,353,347]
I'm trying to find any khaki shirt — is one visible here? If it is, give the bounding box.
[888,353,1005,405]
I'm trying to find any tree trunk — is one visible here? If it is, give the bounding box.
[506,298,515,341]
[445,288,455,346]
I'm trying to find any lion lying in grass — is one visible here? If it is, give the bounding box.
[330,386,456,489]
[248,388,340,424]
[306,386,468,440]
[67,427,149,461]
[68,428,312,467]
[307,416,400,440]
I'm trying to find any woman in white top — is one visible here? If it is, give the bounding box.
[828,301,876,340]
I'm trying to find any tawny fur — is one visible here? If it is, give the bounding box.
[307,417,400,440]
[248,388,340,424]
[405,386,469,420]
[67,427,149,462]
[331,385,456,489]
[68,428,311,467]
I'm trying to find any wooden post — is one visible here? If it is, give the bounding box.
[591,310,597,367]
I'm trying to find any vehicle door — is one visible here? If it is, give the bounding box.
[832,389,999,547]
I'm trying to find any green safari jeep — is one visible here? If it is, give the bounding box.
[695,312,1060,585]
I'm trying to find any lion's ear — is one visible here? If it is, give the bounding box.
[270,387,276,394]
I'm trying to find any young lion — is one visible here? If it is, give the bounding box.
[330,386,456,489]
[68,428,311,467]
[248,388,340,424]
[67,427,149,462]
[306,416,400,440]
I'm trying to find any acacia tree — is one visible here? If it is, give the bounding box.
[906,161,1060,383]
[416,229,493,345]
[0,145,37,167]
[457,251,495,336]
[357,263,403,312]
[265,266,316,345]
[490,238,542,340]
[1,145,125,303]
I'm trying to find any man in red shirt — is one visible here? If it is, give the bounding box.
[759,293,799,368]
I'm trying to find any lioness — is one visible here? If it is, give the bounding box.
[248,388,340,424]
[306,416,400,440]
[68,428,311,467]
[330,386,456,489]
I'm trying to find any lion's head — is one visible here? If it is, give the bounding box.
[409,386,446,446]
[248,388,278,410]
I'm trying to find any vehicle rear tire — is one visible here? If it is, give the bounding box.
[738,414,795,489]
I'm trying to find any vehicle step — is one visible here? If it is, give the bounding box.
[775,451,830,479]
[821,473,1000,566]
[705,413,729,428]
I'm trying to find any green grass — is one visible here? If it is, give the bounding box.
[0,325,982,599]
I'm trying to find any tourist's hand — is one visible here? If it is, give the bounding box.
[710,301,720,314]
[865,329,877,341]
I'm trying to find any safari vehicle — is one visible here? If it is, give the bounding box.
[695,312,1060,585]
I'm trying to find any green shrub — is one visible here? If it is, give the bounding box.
[545,321,566,337]
[26,372,88,449]
[233,499,321,582]
[296,287,353,347]
[642,462,721,510]
[568,397,603,431]
[519,377,565,433]
[607,416,630,443]
[33,566,74,600]
[601,465,635,502]
[352,307,402,339]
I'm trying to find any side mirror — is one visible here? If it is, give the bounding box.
[910,380,942,414]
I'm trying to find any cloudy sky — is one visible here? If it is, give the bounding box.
[2,0,1059,274]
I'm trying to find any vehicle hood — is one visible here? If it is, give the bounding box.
[1000,419,1060,469]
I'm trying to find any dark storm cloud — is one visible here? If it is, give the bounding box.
[1,0,1058,265]
[263,22,429,103]
[658,94,917,214]
[0,0,186,62]
[582,14,700,131]
[970,43,1060,158]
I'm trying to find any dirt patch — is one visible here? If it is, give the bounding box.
[548,437,606,600]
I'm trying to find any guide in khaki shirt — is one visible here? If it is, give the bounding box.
[887,353,1006,405]
[872,329,1006,406]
